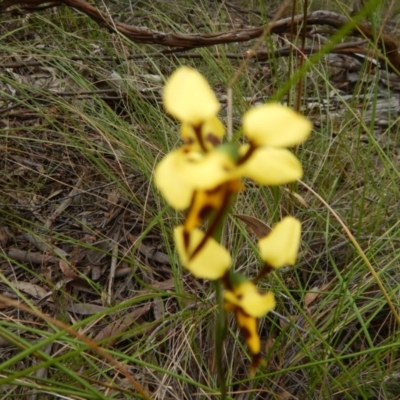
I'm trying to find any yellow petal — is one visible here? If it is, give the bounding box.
[242,103,312,147]
[236,311,260,354]
[155,146,237,205]
[174,225,231,280]
[154,150,194,210]
[224,282,276,317]
[177,149,237,190]
[236,283,276,317]
[202,116,226,142]
[181,116,225,150]
[258,216,301,268]
[163,67,220,125]
[180,124,202,150]
[239,146,303,185]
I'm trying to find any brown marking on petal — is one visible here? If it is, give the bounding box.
[237,142,257,166]
[221,271,233,290]
[185,189,220,233]
[205,185,223,195]
[263,264,273,274]
[183,229,190,251]
[224,302,238,312]
[228,179,244,194]
[253,263,273,283]
[184,191,203,232]
[250,353,263,375]
[240,323,252,340]
[206,133,221,147]
[199,205,213,221]
[189,184,233,260]
[193,124,207,152]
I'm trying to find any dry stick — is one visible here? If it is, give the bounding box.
[107,228,121,306]
[228,1,290,88]
[3,0,399,72]
[45,174,85,230]
[28,343,54,400]
[299,180,400,327]
[0,40,376,69]
[0,294,152,399]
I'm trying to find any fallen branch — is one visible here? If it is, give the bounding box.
[2,0,400,72]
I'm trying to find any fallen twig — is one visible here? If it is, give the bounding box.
[2,0,399,72]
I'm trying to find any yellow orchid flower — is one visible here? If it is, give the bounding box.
[224,280,276,372]
[154,145,237,210]
[174,225,231,280]
[224,281,276,318]
[157,67,310,376]
[156,67,312,210]
[258,216,301,268]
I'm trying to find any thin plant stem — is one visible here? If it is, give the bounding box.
[214,280,227,400]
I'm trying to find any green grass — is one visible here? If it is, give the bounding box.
[1,0,400,399]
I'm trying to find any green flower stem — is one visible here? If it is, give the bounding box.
[214,279,227,400]
[206,191,237,399]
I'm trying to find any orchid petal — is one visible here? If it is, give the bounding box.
[258,216,301,268]
[243,103,312,147]
[239,146,303,185]
[174,225,231,280]
[154,150,194,210]
[236,311,260,354]
[224,282,276,318]
[163,67,220,125]
[176,149,237,190]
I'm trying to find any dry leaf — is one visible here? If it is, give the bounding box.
[233,214,271,238]
[94,303,152,346]
[59,259,78,279]
[126,232,170,264]
[8,249,58,264]
[304,287,321,307]
[13,281,48,299]
[282,187,308,207]
[291,191,308,207]
[66,303,108,315]
[304,282,331,308]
